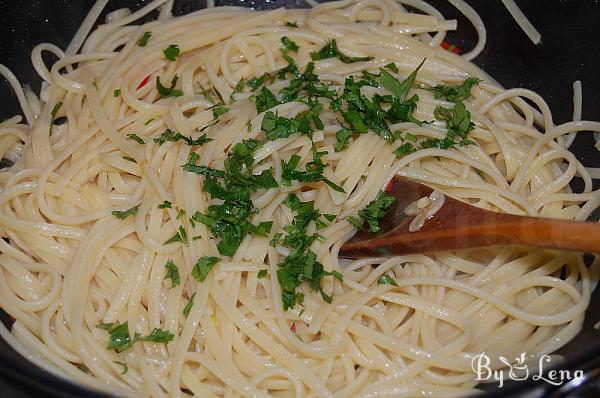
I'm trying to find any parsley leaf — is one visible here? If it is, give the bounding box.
[51,101,63,123]
[164,259,180,288]
[153,128,212,146]
[310,39,373,64]
[335,128,352,152]
[123,156,137,163]
[432,77,481,103]
[276,195,342,310]
[379,59,425,102]
[191,256,220,282]
[257,269,268,279]
[164,225,189,246]
[252,87,280,113]
[378,274,398,286]
[212,104,229,119]
[158,201,172,209]
[281,36,299,54]
[135,328,175,343]
[163,44,180,61]
[96,322,132,352]
[247,73,270,91]
[385,62,399,73]
[348,192,395,233]
[127,133,145,144]
[261,111,300,140]
[113,89,121,97]
[230,78,245,101]
[111,205,140,220]
[156,75,183,98]
[137,31,151,47]
[393,142,417,157]
[420,102,475,149]
[187,140,277,256]
[281,144,345,193]
[183,293,195,318]
[285,21,298,28]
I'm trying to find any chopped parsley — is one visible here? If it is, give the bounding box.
[285,21,298,28]
[137,31,151,47]
[257,269,268,279]
[276,194,343,310]
[123,156,137,163]
[432,77,481,103]
[247,73,270,91]
[191,256,220,282]
[230,78,245,101]
[378,274,398,286]
[334,128,352,152]
[183,293,195,318]
[113,89,121,97]
[50,101,63,123]
[393,142,417,157]
[156,75,183,98]
[163,44,180,61]
[164,259,180,288]
[212,104,229,119]
[97,322,174,352]
[252,87,280,113]
[281,143,345,193]
[281,36,299,54]
[127,133,145,144]
[158,200,172,209]
[348,192,395,233]
[153,129,212,146]
[164,225,189,246]
[385,62,399,73]
[420,101,475,149]
[310,39,373,64]
[111,205,140,220]
[185,139,277,256]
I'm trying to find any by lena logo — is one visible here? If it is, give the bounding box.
[471,352,584,388]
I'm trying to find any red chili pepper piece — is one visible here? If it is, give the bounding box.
[290,322,296,333]
[385,180,394,193]
[136,74,152,91]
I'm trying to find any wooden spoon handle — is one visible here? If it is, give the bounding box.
[340,179,600,258]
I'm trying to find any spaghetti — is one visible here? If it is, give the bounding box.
[0,1,598,397]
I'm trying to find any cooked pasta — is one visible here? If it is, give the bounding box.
[0,1,599,397]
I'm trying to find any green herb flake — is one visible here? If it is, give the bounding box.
[310,39,373,64]
[348,192,395,233]
[123,156,137,163]
[257,269,268,279]
[156,75,183,98]
[284,21,298,28]
[127,133,145,144]
[421,101,475,149]
[432,77,481,103]
[135,328,175,343]
[191,256,220,283]
[111,205,140,220]
[158,200,172,209]
[50,101,63,122]
[281,36,299,54]
[154,128,212,146]
[212,104,230,120]
[164,259,180,288]
[230,78,245,101]
[183,293,196,318]
[113,89,121,97]
[144,118,155,126]
[394,142,417,157]
[163,44,180,61]
[335,128,352,152]
[385,62,399,73]
[164,225,189,247]
[137,32,151,47]
[96,322,132,352]
[378,274,398,286]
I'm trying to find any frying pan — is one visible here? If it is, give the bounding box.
[0,0,599,396]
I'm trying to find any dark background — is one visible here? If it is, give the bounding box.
[0,0,599,397]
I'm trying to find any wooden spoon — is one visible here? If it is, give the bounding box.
[339,176,600,258]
